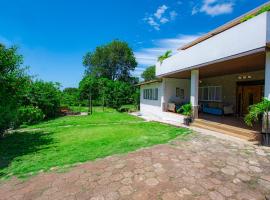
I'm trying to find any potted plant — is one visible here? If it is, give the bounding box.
[244,98,270,146]
[177,103,193,126]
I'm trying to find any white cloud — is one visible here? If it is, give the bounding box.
[144,17,160,30]
[134,34,200,68]
[191,6,199,15]
[160,17,169,24]
[199,0,234,16]
[154,5,168,19]
[170,11,178,20]
[144,5,178,30]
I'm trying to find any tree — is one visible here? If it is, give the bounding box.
[83,40,137,82]
[141,66,156,81]
[0,44,29,135]
[61,87,79,106]
[23,80,62,119]
[158,50,172,64]
[78,76,99,103]
[245,98,270,146]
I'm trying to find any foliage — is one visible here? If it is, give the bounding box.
[0,44,29,135]
[61,87,79,106]
[158,50,172,64]
[83,40,137,82]
[244,98,270,128]
[17,106,44,126]
[78,76,99,101]
[0,108,189,178]
[23,80,62,119]
[79,77,137,109]
[241,4,270,22]
[118,104,138,112]
[141,65,156,81]
[177,103,192,116]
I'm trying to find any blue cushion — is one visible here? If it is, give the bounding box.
[203,106,223,115]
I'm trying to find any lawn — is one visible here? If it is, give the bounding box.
[0,107,189,179]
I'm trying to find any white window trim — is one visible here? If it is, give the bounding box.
[199,86,222,102]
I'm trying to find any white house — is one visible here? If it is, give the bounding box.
[138,3,270,141]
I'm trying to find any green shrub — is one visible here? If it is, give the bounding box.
[177,103,192,116]
[24,81,61,119]
[17,106,44,126]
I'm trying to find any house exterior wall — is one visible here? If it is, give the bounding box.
[163,78,190,105]
[140,82,163,117]
[199,70,265,107]
[140,78,190,115]
[156,12,268,77]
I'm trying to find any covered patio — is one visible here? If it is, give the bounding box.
[159,48,268,141]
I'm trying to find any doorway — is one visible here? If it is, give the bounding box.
[236,81,264,116]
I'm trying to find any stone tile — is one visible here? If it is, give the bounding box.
[218,186,233,197]
[1,133,269,200]
[236,173,251,182]
[145,178,159,186]
[118,185,133,196]
[208,191,225,200]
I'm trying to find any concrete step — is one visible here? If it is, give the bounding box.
[191,119,261,142]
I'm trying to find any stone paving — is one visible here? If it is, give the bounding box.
[1,133,270,200]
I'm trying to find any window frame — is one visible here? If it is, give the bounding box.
[199,86,222,102]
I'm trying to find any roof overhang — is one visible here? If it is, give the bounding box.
[157,48,266,79]
[179,2,270,51]
[136,79,162,86]
[156,12,269,78]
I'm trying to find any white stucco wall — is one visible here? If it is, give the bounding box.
[156,12,269,77]
[163,78,190,106]
[140,78,190,116]
[140,82,163,117]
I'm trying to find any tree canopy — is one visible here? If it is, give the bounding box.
[158,50,172,64]
[0,44,29,134]
[83,40,137,82]
[141,65,156,81]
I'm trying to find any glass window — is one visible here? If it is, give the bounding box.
[199,86,222,102]
[155,88,158,100]
[215,86,222,101]
[209,86,215,101]
[203,87,208,101]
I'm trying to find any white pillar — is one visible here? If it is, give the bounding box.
[191,70,199,118]
[263,51,270,135]
[161,78,166,112]
[265,51,270,100]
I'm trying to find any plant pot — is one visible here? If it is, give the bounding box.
[262,113,270,146]
[184,117,192,126]
[261,133,270,146]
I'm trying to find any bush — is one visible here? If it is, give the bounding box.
[177,103,192,116]
[17,106,44,126]
[0,44,30,136]
[24,80,61,119]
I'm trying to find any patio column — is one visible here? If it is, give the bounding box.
[265,51,270,100]
[161,79,165,112]
[191,69,199,119]
[263,51,270,135]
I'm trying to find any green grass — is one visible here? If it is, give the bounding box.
[0,107,189,179]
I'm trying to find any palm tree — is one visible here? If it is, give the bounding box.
[245,98,270,146]
[158,50,172,64]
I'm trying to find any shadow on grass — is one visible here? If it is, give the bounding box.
[0,130,54,177]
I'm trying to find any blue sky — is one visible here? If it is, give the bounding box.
[0,0,268,88]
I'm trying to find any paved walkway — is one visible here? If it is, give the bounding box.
[1,133,270,200]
